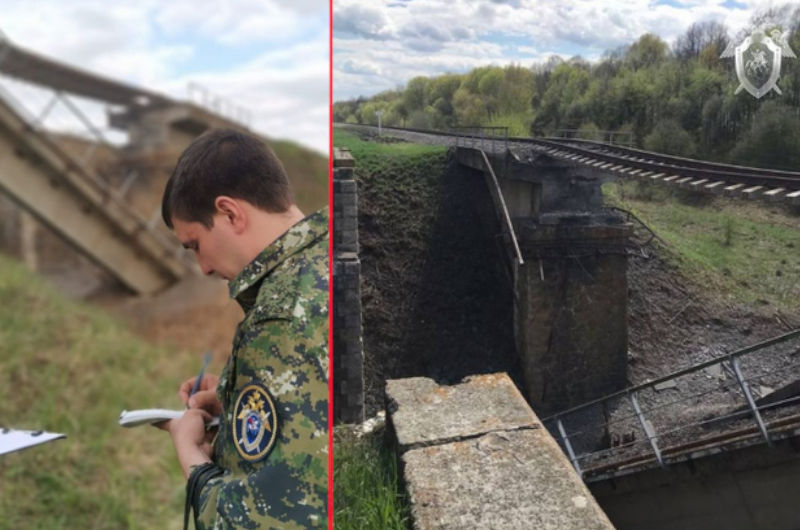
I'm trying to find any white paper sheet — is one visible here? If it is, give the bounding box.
[0,428,66,455]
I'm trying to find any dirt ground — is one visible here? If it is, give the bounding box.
[626,245,799,384]
[92,274,243,367]
[356,153,522,416]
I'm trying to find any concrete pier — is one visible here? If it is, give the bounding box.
[457,147,631,415]
[386,373,615,530]
[514,218,631,415]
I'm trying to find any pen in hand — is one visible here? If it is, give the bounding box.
[188,351,213,405]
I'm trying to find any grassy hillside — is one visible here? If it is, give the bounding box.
[271,139,329,214]
[604,181,800,312]
[0,254,200,529]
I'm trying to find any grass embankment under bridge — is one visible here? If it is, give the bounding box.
[0,253,200,529]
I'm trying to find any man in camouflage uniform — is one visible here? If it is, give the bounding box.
[158,129,328,529]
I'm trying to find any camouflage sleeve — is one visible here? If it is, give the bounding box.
[193,316,329,529]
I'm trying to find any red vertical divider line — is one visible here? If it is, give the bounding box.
[327,0,334,526]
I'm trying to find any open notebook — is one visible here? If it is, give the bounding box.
[119,409,220,428]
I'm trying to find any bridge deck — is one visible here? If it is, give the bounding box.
[0,94,195,294]
[336,124,800,205]
[0,34,171,108]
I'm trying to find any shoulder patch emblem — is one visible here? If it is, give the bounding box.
[232,383,278,462]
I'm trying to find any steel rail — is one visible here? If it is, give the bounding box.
[527,136,800,190]
[582,412,800,480]
[336,123,800,192]
[544,136,800,180]
[542,328,800,424]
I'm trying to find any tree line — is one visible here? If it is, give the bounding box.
[334,5,800,170]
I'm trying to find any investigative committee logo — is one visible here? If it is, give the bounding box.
[721,27,796,99]
[233,383,278,462]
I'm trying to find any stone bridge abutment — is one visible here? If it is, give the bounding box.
[457,146,631,416]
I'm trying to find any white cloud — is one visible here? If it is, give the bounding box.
[333,0,790,101]
[179,38,330,152]
[154,0,315,45]
[0,0,328,153]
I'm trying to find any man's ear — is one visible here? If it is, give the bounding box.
[214,196,247,234]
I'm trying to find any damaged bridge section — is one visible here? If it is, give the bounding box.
[386,373,614,529]
[456,146,632,416]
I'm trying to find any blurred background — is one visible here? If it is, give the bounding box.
[0,1,328,528]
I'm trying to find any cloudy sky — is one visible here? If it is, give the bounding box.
[0,0,328,153]
[333,0,786,101]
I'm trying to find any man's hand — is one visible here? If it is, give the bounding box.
[179,374,222,416]
[155,409,216,478]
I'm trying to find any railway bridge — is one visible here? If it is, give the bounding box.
[334,123,800,529]
[339,122,800,411]
[0,33,254,294]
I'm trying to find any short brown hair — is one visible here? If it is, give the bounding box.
[162,129,294,228]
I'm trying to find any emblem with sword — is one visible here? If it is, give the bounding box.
[721,27,796,99]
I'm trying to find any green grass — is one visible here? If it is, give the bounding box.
[334,128,446,166]
[0,254,198,529]
[271,139,328,214]
[333,428,410,530]
[604,181,800,311]
[333,128,447,223]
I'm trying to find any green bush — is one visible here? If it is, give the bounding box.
[644,118,696,156]
[730,101,800,171]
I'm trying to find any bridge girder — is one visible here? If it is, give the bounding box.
[0,96,195,294]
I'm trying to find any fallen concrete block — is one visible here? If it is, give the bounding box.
[403,429,615,530]
[387,373,615,530]
[386,373,538,451]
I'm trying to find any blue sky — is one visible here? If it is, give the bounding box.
[333,0,785,102]
[0,0,329,153]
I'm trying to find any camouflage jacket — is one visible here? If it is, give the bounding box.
[191,208,329,529]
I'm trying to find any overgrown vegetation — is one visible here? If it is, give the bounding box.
[334,128,447,168]
[335,4,800,170]
[0,254,197,529]
[604,181,800,311]
[333,428,410,530]
[271,139,329,213]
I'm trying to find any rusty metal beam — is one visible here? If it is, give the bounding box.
[0,33,171,108]
[0,94,195,294]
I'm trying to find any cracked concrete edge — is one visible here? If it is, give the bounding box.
[402,429,616,530]
[395,423,541,452]
[385,373,541,452]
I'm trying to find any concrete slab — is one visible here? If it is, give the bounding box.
[386,373,537,451]
[403,429,615,530]
[388,374,615,530]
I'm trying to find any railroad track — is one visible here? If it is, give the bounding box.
[536,136,800,202]
[337,123,800,205]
